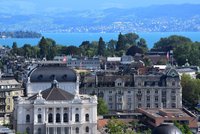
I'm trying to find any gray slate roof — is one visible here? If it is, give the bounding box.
[29,66,77,82]
[29,83,75,101]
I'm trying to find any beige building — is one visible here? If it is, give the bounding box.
[0,79,23,125]
[80,68,182,112]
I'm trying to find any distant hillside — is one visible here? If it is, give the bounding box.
[0,4,200,32]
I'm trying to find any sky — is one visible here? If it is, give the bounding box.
[1,0,200,14]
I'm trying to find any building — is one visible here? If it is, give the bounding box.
[13,80,97,134]
[53,56,101,70]
[80,67,182,112]
[26,63,78,96]
[0,79,23,125]
[137,108,198,133]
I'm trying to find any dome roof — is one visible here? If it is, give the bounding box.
[28,66,77,82]
[152,124,182,134]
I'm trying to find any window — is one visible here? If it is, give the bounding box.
[38,128,42,134]
[75,127,79,134]
[64,113,68,122]
[138,103,142,108]
[48,113,53,123]
[26,114,30,123]
[38,114,42,123]
[147,90,150,94]
[155,90,158,94]
[155,96,158,102]
[38,108,41,111]
[86,126,89,133]
[85,114,89,122]
[108,96,112,102]
[7,105,10,110]
[171,96,176,101]
[109,91,112,94]
[171,90,176,94]
[171,103,176,108]
[75,114,79,122]
[109,103,113,109]
[172,81,175,86]
[127,98,131,102]
[118,97,122,102]
[147,96,150,101]
[147,103,150,108]
[26,127,30,134]
[155,103,158,108]
[56,113,61,123]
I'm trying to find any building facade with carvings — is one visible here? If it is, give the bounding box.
[13,80,97,134]
[80,68,182,112]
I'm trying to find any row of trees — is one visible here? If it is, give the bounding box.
[10,33,148,60]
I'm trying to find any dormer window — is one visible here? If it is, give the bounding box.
[37,75,43,80]
[50,74,55,80]
[63,74,68,80]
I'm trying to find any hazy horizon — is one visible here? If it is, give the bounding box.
[1,0,200,15]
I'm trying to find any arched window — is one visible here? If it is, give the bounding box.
[38,128,42,134]
[85,114,89,122]
[75,114,79,122]
[38,114,42,123]
[26,114,30,123]
[56,113,60,123]
[26,127,30,134]
[64,113,68,122]
[85,126,89,133]
[48,113,53,123]
[75,127,79,134]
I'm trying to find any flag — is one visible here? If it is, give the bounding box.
[63,56,67,63]
[166,52,169,60]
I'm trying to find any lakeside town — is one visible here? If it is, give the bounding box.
[0,32,200,134]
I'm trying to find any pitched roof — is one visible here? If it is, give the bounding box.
[29,82,75,101]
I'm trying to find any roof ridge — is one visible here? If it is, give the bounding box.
[56,87,73,99]
[46,87,55,100]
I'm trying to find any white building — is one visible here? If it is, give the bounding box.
[13,80,97,134]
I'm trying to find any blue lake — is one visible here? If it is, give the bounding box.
[0,32,200,48]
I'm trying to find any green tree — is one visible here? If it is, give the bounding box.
[38,36,48,59]
[98,37,106,56]
[116,33,125,52]
[11,42,19,55]
[107,39,117,56]
[79,41,90,56]
[174,121,192,134]
[181,74,200,106]
[106,118,127,134]
[153,35,192,52]
[97,98,108,115]
[137,38,148,54]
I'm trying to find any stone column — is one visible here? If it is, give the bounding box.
[61,107,63,123]
[53,107,56,124]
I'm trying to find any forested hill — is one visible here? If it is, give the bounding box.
[0,31,42,38]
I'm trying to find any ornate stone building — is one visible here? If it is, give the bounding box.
[13,80,97,134]
[80,68,182,112]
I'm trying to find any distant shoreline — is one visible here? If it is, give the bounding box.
[0,32,200,48]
